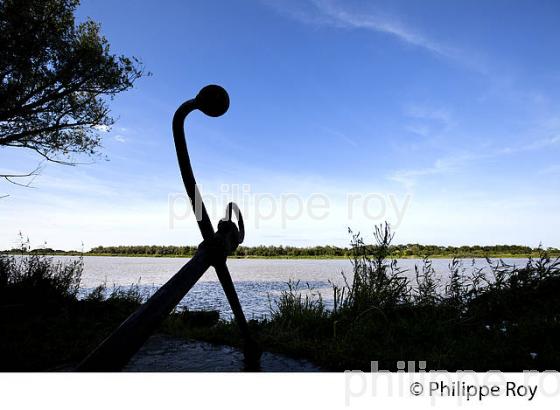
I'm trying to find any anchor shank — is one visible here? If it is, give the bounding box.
[172,98,215,240]
[76,249,210,371]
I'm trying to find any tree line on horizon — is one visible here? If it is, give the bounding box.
[5,243,558,258]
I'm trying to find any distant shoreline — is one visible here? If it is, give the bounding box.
[5,241,560,261]
[3,252,557,260]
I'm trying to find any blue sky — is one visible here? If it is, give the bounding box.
[1,0,560,250]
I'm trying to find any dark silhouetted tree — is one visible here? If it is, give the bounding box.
[0,0,145,183]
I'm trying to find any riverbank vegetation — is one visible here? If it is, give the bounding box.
[4,242,559,259]
[0,249,142,370]
[164,225,560,371]
[2,225,560,371]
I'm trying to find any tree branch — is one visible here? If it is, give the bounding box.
[0,120,95,145]
[0,164,42,188]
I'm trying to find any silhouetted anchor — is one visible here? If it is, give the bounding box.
[77,85,261,371]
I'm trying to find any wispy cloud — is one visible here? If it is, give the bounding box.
[389,133,560,189]
[312,0,450,55]
[389,153,477,189]
[405,104,452,125]
[403,124,431,137]
[264,0,486,73]
[319,126,358,147]
[402,104,454,137]
[114,134,127,143]
[499,135,560,154]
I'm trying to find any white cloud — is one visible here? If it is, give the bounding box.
[499,135,560,155]
[389,161,446,190]
[114,134,127,143]
[264,0,487,73]
[388,152,483,190]
[402,104,454,138]
[405,104,452,124]
[404,124,431,137]
[319,126,358,147]
[389,131,560,190]
[312,0,450,55]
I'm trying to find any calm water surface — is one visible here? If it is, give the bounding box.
[64,256,528,318]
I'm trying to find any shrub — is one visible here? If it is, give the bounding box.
[334,224,410,314]
[414,257,440,306]
[0,250,83,305]
[259,224,560,371]
[270,280,329,336]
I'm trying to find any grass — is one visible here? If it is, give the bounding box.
[163,224,560,371]
[2,228,560,371]
[0,242,143,370]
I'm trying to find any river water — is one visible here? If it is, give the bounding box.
[66,256,529,318]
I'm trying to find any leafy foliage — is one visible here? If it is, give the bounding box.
[0,0,144,166]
